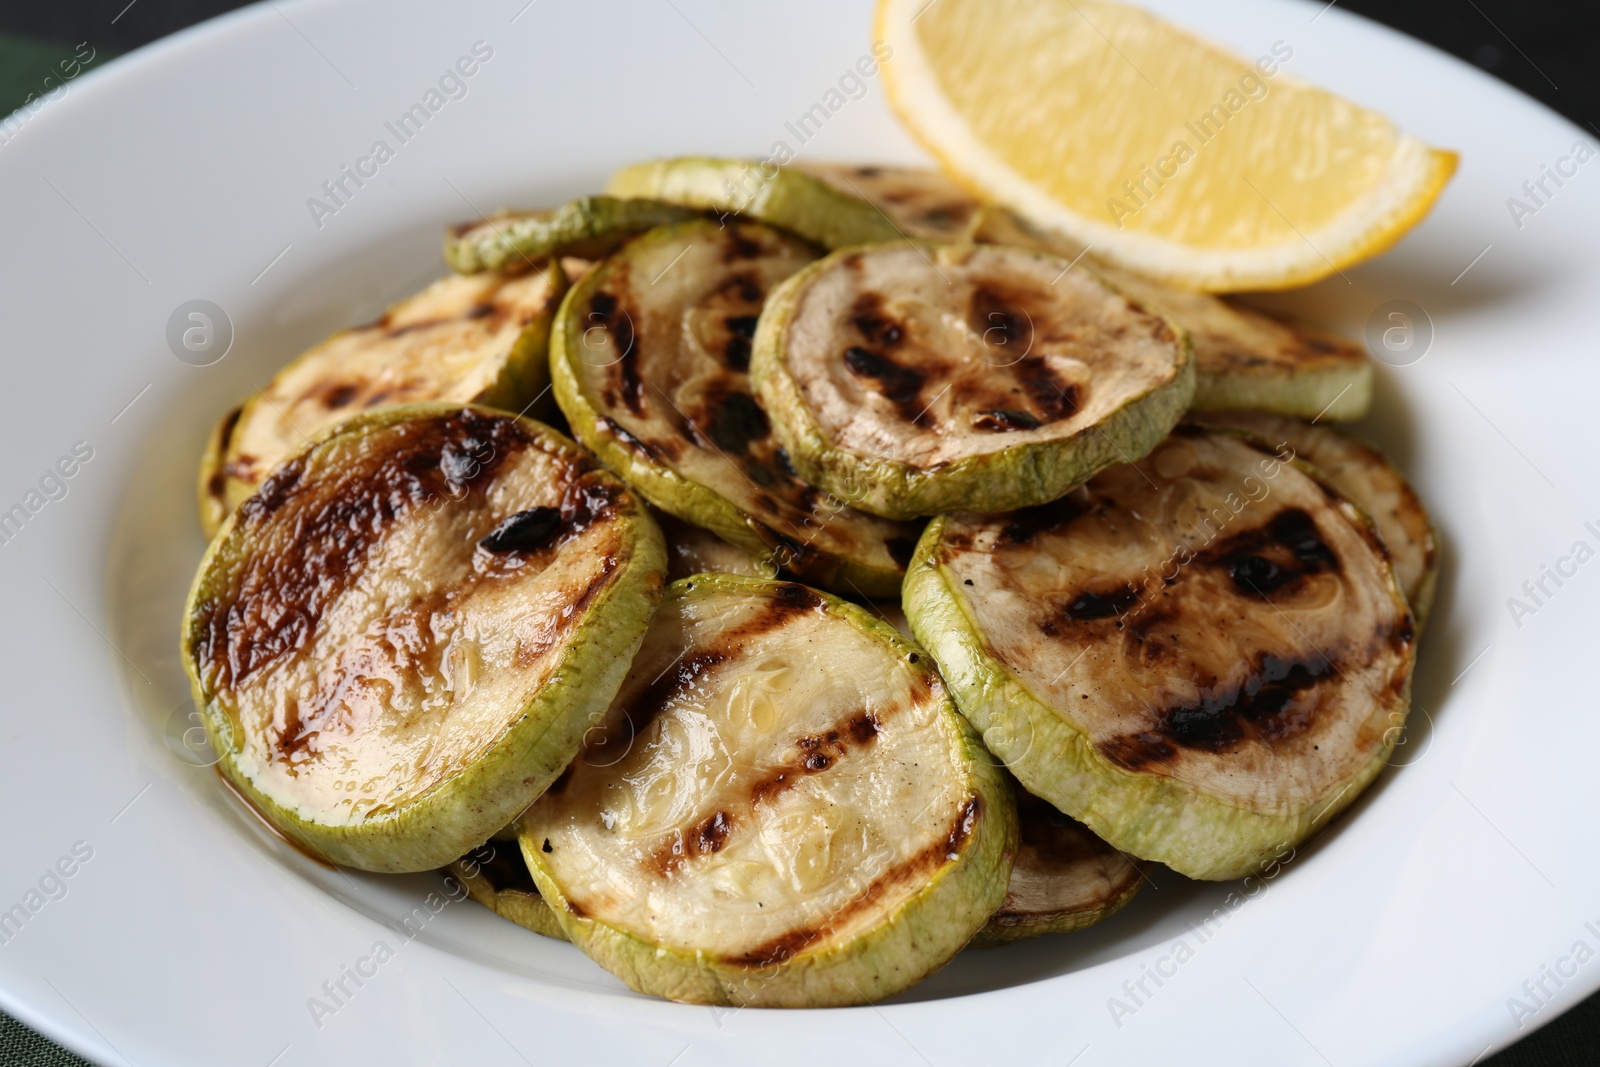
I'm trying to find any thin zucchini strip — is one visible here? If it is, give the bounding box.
[445,197,697,275]
[606,157,904,249]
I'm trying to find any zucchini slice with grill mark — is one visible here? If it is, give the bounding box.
[752,241,1194,519]
[447,845,567,941]
[968,205,1372,421]
[904,428,1416,880]
[606,158,903,249]
[203,268,566,539]
[182,404,666,873]
[975,785,1142,946]
[517,574,1015,1007]
[1191,412,1438,630]
[446,197,697,275]
[551,218,921,597]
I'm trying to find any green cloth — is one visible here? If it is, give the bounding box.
[0,26,1592,1067]
[0,33,112,123]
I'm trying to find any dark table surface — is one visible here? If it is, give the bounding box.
[1,2,1595,1064]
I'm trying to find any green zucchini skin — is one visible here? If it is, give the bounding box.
[607,157,904,249]
[446,196,697,274]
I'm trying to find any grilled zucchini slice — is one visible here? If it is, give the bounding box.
[518,574,1015,1007]
[606,158,903,249]
[968,205,1372,421]
[1192,412,1438,629]
[752,242,1194,519]
[202,269,565,538]
[445,197,697,275]
[905,428,1416,880]
[975,785,1142,946]
[551,218,921,597]
[181,404,666,873]
[447,844,567,941]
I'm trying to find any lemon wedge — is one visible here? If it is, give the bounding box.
[878,0,1457,291]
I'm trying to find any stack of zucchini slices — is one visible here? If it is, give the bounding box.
[181,155,1433,1007]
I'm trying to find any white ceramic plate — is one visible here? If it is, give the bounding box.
[0,1,1594,1063]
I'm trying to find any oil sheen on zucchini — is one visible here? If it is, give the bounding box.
[905,428,1416,880]
[551,218,922,596]
[182,404,666,873]
[518,575,1016,1007]
[752,241,1194,519]
[200,268,565,538]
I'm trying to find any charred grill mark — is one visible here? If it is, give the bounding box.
[196,411,527,690]
[1015,356,1080,422]
[465,302,497,320]
[1097,652,1338,768]
[590,290,643,415]
[1165,653,1334,748]
[725,230,763,261]
[1210,508,1340,597]
[322,384,359,410]
[1097,732,1178,771]
[970,287,1034,358]
[972,408,1041,433]
[998,497,1086,547]
[1061,584,1141,622]
[843,346,927,424]
[644,810,737,877]
[647,707,883,879]
[479,507,561,553]
[850,293,905,348]
[599,416,668,463]
[722,314,759,370]
[731,273,763,302]
[725,794,981,968]
[704,389,771,455]
[751,711,882,804]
